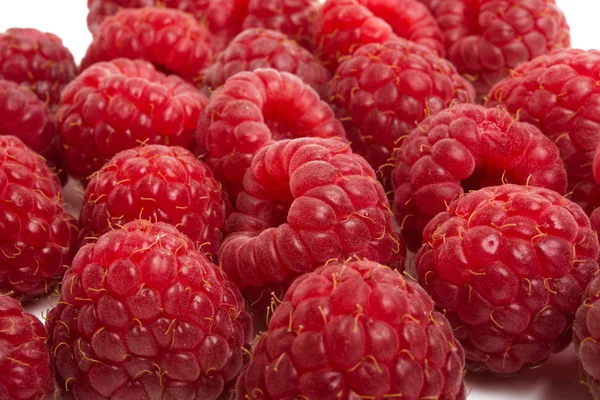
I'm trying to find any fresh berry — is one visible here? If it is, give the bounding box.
[202,28,331,97]
[487,48,600,216]
[80,145,230,259]
[81,7,214,85]
[0,136,77,301]
[195,68,346,199]
[575,274,600,399]
[46,220,253,400]
[236,260,466,400]
[594,144,600,185]
[0,296,54,399]
[328,39,475,183]
[416,184,600,375]
[314,0,444,72]
[219,137,405,304]
[56,58,208,182]
[0,28,77,111]
[242,0,319,50]
[0,80,62,177]
[393,104,568,250]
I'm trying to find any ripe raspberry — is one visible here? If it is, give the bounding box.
[80,145,230,258]
[416,184,600,375]
[0,28,77,111]
[328,39,475,183]
[56,58,208,181]
[202,29,331,98]
[81,7,214,85]
[195,68,346,199]
[219,137,405,303]
[393,104,568,250]
[236,260,466,400]
[0,296,54,399]
[487,48,600,215]
[314,0,444,72]
[46,220,253,400]
[575,275,600,399]
[242,0,319,50]
[594,145,600,185]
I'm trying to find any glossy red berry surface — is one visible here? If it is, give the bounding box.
[417,184,600,375]
[0,296,54,399]
[56,58,207,181]
[0,27,77,111]
[202,28,331,98]
[196,68,346,199]
[80,145,230,259]
[393,104,568,250]
[236,260,466,400]
[487,48,600,216]
[0,136,77,302]
[575,275,600,399]
[315,0,444,72]
[593,145,600,185]
[46,220,253,400]
[220,137,406,301]
[328,39,475,183]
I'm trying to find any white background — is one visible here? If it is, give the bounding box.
[0,1,597,399]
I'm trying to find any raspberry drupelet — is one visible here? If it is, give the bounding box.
[219,137,406,305]
[328,39,475,184]
[487,48,600,216]
[393,104,568,250]
[314,0,444,72]
[236,260,467,400]
[0,136,77,302]
[0,296,55,399]
[0,28,77,111]
[56,58,208,182]
[195,68,346,200]
[575,275,600,399]
[202,28,331,98]
[80,145,230,259]
[417,184,600,376]
[46,220,253,400]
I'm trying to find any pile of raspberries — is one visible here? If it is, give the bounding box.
[2,0,600,399]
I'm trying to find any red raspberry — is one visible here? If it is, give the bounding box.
[56,58,208,182]
[243,0,319,50]
[0,136,77,301]
[236,260,466,400]
[80,145,230,259]
[46,220,253,400]
[314,0,444,72]
[202,28,331,98]
[328,39,475,183]
[81,7,214,85]
[0,296,54,399]
[220,137,405,303]
[487,48,600,215]
[195,68,346,199]
[416,184,600,375]
[393,104,568,250]
[594,145,600,185]
[0,28,77,111]
[575,275,600,399]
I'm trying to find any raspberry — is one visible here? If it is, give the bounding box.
[328,39,475,183]
[80,145,230,259]
[416,184,600,375]
[0,296,54,399]
[202,29,331,98]
[81,7,214,85]
[219,137,405,302]
[195,68,346,199]
[314,0,444,72]
[46,220,253,400]
[0,136,77,301]
[594,145,600,185]
[575,275,600,399]
[56,58,208,181]
[393,104,568,250]
[487,48,600,215]
[236,260,466,400]
[242,0,319,50]
[0,28,77,111]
